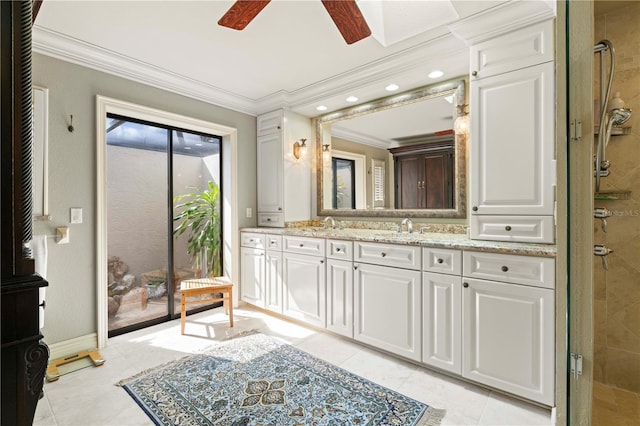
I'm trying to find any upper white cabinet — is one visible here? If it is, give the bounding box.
[470,20,554,80]
[257,109,311,227]
[469,19,556,244]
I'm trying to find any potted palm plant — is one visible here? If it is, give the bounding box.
[173,181,221,277]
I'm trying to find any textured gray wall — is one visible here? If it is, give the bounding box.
[33,53,257,345]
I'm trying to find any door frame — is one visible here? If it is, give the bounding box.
[95,96,239,348]
[565,0,595,424]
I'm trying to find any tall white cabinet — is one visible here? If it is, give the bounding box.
[468,19,556,243]
[257,109,311,227]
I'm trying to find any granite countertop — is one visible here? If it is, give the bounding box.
[241,227,557,258]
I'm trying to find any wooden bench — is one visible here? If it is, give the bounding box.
[180,277,233,334]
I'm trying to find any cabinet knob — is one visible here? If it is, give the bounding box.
[354,265,358,270]
[463,282,469,288]
[299,244,304,247]
[381,252,387,257]
[472,71,478,77]
[437,258,444,264]
[501,266,509,272]
[472,206,478,211]
[267,218,272,221]
[278,207,282,211]
[505,225,512,231]
[320,260,324,264]
[336,248,341,252]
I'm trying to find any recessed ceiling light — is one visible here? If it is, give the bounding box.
[184,146,191,150]
[428,70,444,79]
[195,143,203,147]
[346,96,359,103]
[385,84,399,91]
[316,105,328,111]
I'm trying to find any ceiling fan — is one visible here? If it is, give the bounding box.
[218,0,372,45]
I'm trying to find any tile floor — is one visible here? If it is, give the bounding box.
[34,306,554,425]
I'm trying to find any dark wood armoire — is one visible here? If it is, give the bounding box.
[390,139,455,210]
[1,1,50,425]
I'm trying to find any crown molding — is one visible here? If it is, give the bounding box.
[331,127,392,150]
[33,26,468,119]
[282,33,469,115]
[32,26,258,116]
[448,0,556,45]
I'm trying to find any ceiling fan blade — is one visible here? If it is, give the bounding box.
[321,0,371,45]
[218,0,271,31]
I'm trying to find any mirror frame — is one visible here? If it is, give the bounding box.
[315,78,467,219]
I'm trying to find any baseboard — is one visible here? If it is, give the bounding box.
[46,333,98,360]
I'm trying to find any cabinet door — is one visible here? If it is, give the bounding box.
[257,110,282,135]
[470,20,554,79]
[326,259,353,338]
[470,62,555,215]
[423,272,462,374]
[240,247,265,307]
[265,251,283,313]
[395,154,422,209]
[354,263,421,361]
[283,252,326,328]
[462,278,555,405]
[257,132,283,213]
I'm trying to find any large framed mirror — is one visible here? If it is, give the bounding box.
[316,78,467,218]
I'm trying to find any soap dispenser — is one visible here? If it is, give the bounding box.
[609,92,625,111]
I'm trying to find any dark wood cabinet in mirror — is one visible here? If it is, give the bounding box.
[315,78,467,218]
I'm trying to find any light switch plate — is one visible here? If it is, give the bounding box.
[70,207,83,224]
[246,207,252,218]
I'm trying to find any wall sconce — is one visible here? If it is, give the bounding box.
[454,104,469,135]
[293,138,307,160]
[322,144,330,159]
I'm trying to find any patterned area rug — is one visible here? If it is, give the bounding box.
[119,332,445,425]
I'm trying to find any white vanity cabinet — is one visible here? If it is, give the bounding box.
[469,19,556,243]
[353,242,422,362]
[422,248,463,374]
[326,240,354,338]
[461,251,555,405]
[264,235,283,313]
[240,233,267,307]
[257,109,311,227]
[282,236,326,328]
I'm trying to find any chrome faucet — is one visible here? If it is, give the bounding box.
[400,218,413,234]
[323,216,336,230]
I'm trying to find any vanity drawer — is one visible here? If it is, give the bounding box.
[463,251,555,289]
[470,215,554,244]
[241,232,266,249]
[258,212,284,228]
[354,242,420,270]
[283,236,325,257]
[422,247,462,276]
[326,239,353,261]
[266,235,282,252]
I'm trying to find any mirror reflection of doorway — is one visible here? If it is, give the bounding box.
[106,114,222,336]
[332,157,356,209]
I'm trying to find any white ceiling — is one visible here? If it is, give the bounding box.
[33,0,513,118]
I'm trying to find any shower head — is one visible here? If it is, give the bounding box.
[610,108,632,126]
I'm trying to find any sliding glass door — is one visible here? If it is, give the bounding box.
[105,115,221,336]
